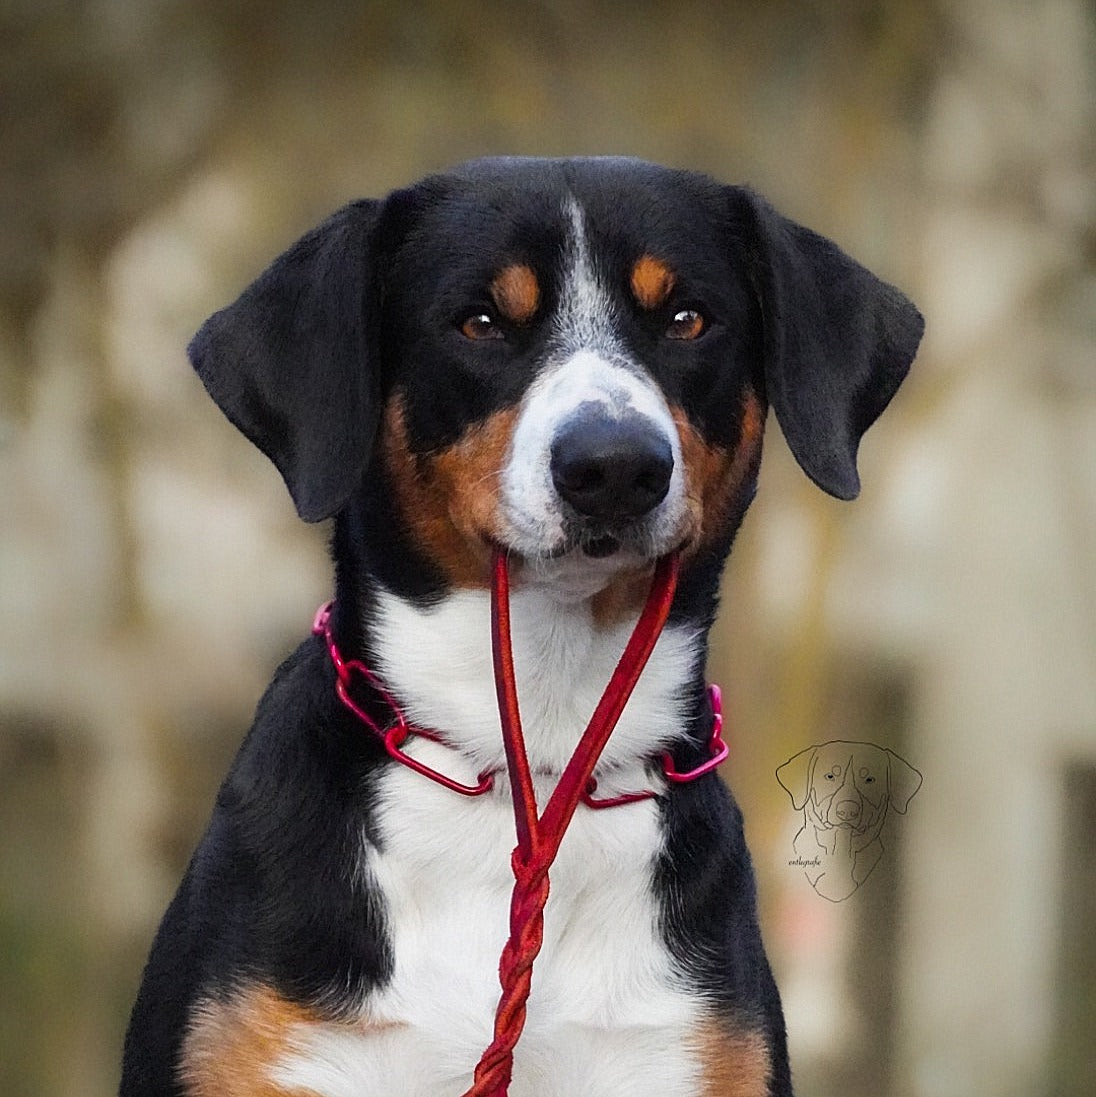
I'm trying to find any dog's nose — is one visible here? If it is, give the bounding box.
[550,412,673,521]
[835,799,861,822]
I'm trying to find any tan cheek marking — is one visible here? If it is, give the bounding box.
[586,391,765,626]
[672,389,765,553]
[180,984,401,1096]
[692,1021,772,1097]
[490,263,540,324]
[381,396,517,588]
[630,254,676,310]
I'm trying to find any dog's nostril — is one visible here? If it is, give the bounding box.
[551,413,673,521]
[835,800,861,821]
[562,462,607,496]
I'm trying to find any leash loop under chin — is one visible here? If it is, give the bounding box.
[313,598,726,807]
[464,548,680,1097]
[313,553,729,1096]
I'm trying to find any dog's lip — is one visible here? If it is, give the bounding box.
[582,535,621,558]
[487,524,694,564]
[492,535,636,564]
[483,537,567,564]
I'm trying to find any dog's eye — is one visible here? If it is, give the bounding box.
[665,309,705,341]
[460,313,505,341]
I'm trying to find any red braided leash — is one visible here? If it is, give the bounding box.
[463,548,681,1097]
[312,551,684,1094]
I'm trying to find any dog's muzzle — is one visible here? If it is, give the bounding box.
[498,352,686,563]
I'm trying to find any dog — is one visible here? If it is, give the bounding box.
[777,741,923,902]
[120,156,922,1096]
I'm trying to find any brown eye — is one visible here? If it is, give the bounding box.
[665,309,705,340]
[460,313,504,341]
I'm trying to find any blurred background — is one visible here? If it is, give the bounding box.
[1,1,1093,1095]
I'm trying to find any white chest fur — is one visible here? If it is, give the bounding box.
[368,581,701,774]
[270,585,710,1096]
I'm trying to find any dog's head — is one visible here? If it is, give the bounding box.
[777,740,923,834]
[189,158,922,597]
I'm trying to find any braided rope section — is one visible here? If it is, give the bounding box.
[464,854,551,1096]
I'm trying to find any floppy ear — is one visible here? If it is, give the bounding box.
[732,189,924,500]
[188,199,383,521]
[885,750,923,814]
[776,746,817,811]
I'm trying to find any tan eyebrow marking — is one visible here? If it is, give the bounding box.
[490,264,540,324]
[630,254,676,310]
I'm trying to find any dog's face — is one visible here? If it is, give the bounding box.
[807,743,891,833]
[189,158,923,599]
[777,740,923,834]
[377,159,765,593]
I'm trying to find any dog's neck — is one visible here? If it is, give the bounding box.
[364,576,704,776]
[329,487,735,780]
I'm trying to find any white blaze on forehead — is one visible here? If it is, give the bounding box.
[553,197,619,354]
[495,196,687,559]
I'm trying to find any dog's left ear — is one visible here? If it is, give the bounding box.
[732,189,924,500]
[885,750,923,814]
[188,199,383,522]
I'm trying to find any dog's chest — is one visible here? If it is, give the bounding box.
[270,588,709,1096]
[270,770,706,1096]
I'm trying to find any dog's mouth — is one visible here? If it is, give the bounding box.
[532,521,685,564]
[487,475,695,588]
[825,815,873,835]
[488,521,691,604]
[505,534,633,569]
[582,535,620,559]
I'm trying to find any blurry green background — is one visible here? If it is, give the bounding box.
[1,2,1093,1095]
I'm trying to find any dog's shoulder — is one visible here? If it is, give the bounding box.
[132,638,394,1039]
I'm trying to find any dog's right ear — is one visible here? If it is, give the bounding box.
[188,199,383,522]
[885,750,924,814]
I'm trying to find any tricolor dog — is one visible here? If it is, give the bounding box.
[121,157,922,1096]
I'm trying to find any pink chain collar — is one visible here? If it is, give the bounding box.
[311,603,728,809]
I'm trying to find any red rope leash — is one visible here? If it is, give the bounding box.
[312,552,685,1094]
[463,549,680,1097]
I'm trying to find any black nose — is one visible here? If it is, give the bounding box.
[550,411,673,522]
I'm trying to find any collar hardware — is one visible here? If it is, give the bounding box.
[312,603,495,797]
[312,607,727,808]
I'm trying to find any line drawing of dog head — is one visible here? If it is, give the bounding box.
[776,741,922,902]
